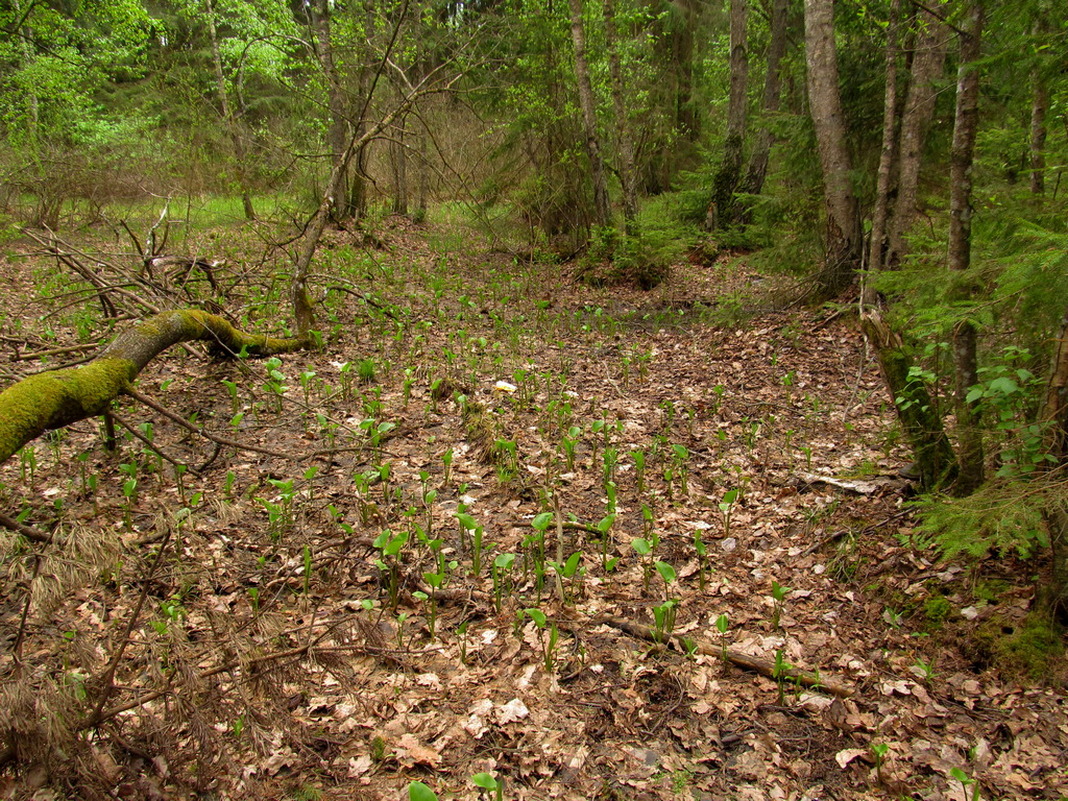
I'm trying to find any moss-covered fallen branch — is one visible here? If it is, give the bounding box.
[0,310,306,465]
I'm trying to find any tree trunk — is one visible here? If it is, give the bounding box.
[604,0,638,234]
[0,311,305,466]
[885,2,949,270]
[740,0,788,207]
[948,0,984,495]
[673,0,699,143]
[1040,309,1068,619]
[308,0,353,222]
[861,311,958,489]
[568,0,613,230]
[803,0,861,297]
[1029,69,1049,196]
[391,115,409,216]
[711,0,749,230]
[865,0,902,299]
[206,0,255,220]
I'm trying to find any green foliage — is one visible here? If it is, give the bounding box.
[913,481,1051,560]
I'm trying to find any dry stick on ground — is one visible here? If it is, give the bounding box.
[125,387,297,461]
[597,614,854,698]
[13,342,100,361]
[85,528,173,728]
[109,409,197,476]
[0,511,54,544]
[81,624,340,729]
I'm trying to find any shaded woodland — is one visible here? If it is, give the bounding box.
[1,0,1067,798]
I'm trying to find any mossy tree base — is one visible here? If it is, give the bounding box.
[0,310,307,465]
[862,310,959,490]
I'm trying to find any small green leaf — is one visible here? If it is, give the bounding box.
[471,772,499,790]
[631,538,651,556]
[524,608,547,627]
[408,781,438,801]
[654,560,676,584]
[531,512,554,531]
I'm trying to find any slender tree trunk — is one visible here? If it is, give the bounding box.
[885,2,949,269]
[711,0,749,229]
[391,110,409,216]
[674,0,700,142]
[947,0,984,494]
[206,0,255,220]
[569,0,613,229]
[1041,309,1068,619]
[309,0,353,222]
[604,0,637,233]
[865,0,902,300]
[1029,73,1049,196]
[741,0,787,206]
[803,0,861,297]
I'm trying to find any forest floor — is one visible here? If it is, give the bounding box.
[0,215,1065,801]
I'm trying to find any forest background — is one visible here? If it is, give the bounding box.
[1,0,1068,798]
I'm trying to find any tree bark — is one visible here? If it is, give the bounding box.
[568,0,613,230]
[865,0,902,298]
[861,311,958,489]
[308,0,353,222]
[0,311,305,466]
[948,0,984,495]
[391,115,409,216]
[1029,68,1049,196]
[604,0,638,234]
[803,0,861,297]
[206,0,255,221]
[740,0,788,208]
[885,1,949,270]
[1040,309,1068,619]
[711,0,749,230]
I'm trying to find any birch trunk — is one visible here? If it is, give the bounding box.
[568,0,613,229]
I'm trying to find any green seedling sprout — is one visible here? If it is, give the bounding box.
[652,598,678,643]
[561,425,582,471]
[693,526,708,590]
[632,448,646,494]
[654,560,676,600]
[471,772,503,801]
[373,529,409,609]
[631,536,656,593]
[442,447,454,485]
[547,551,583,604]
[870,742,889,785]
[715,613,729,661]
[719,488,739,540]
[299,369,317,408]
[671,444,690,495]
[492,552,517,610]
[770,580,791,629]
[529,511,554,595]
[457,511,484,575]
[596,513,618,572]
[950,767,981,801]
[523,608,559,672]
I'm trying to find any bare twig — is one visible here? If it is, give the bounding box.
[0,511,54,544]
[597,614,853,698]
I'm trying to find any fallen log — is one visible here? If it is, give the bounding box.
[598,614,853,698]
[0,309,306,465]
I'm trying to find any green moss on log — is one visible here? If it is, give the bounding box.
[0,310,306,465]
